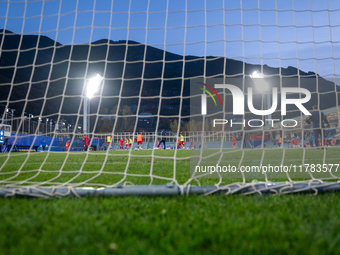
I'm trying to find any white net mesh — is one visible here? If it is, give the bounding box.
[1,0,340,197]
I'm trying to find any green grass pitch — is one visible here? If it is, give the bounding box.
[1,148,340,254]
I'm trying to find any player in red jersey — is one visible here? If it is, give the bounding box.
[65,140,70,151]
[294,138,298,148]
[83,135,90,151]
[232,136,236,148]
[119,138,124,150]
[136,133,143,150]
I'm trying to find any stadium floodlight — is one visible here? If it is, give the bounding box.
[84,73,103,134]
[250,70,263,78]
[86,73,103,99]
[250,70,269,92]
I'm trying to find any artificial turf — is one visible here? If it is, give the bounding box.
[1,148,340,254]
[1,194,340,255]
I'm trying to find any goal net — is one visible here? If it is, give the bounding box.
[1,0,340,197]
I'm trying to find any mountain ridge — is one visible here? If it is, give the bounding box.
[0,29,338,129]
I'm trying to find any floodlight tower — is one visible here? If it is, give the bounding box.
[5,108,9,122]
[23,112,27,133]
[10,109,15,129]
[28,114,33,134]
[250,71,272,125]
[84,73,103,134]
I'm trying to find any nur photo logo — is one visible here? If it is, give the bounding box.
[200,82,312,128]
[199,82,223,115]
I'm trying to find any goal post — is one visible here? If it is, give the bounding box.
[1,0,340,197]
